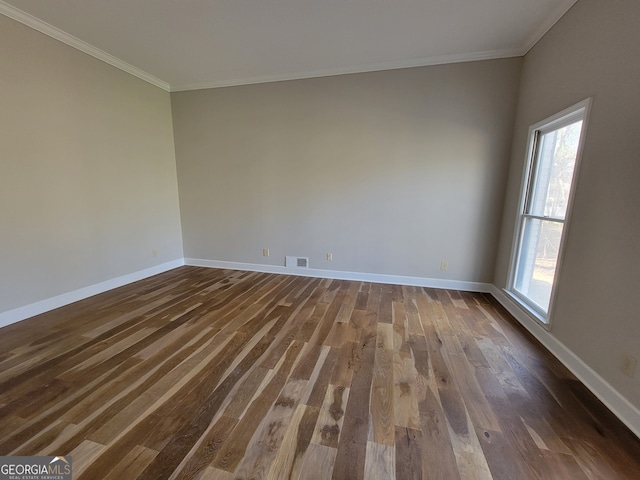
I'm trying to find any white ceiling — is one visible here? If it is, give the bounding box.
[0,0,578,92]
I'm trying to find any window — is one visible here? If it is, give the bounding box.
[508,99,591,325]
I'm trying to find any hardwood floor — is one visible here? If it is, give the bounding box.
[1,266,639,479]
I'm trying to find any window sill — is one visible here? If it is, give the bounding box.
[502,288,552,331]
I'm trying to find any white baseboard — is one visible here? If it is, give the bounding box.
[185,258,493,293]
[489,285,640,439]
[0,259,185,329]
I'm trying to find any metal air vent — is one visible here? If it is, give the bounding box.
[285,256,309,268]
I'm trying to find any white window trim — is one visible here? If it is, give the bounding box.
[505,98,592,330]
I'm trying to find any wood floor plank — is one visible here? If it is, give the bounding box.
[475,427,529,480]
[232,378,307,480]
[331,310,377,480]
[266,403,308,480]
[395,427,422,480]
[311,384,349,448]
[197,466,234,480]
[102,444,158,480]
[211,341,303,474]
[364,441,395,480]
[446,352,502,433]
[68,439,106,479]
[172,415,238,480]
[0,267,638,479]
[284,404,321,480]
[296,443,336,480]
[393,348,421,431]
[370,347,394,445]
[418,320,464,480]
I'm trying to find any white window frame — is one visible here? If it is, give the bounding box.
[506,98,592,329]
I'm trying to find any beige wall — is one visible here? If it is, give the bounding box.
[0,15,183,313]
[494,0,640,407]
[172,59,522,282]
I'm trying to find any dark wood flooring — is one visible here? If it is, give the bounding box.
[0,266,639,479]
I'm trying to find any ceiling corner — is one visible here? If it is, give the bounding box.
[519,0,580,55]
[0,0,170,91]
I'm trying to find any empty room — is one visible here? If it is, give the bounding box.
[1,0,639,478]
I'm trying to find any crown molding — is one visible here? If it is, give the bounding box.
[521,0,579,54]
[0,1,170,91]
[170,48,523,92]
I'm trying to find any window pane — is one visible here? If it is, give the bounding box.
[528,120,583,219]
[514,218,563,313]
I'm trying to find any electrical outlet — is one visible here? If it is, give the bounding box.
[263,248,269,257]
[621,353,637,378]
[152,249,158,257]
[326,253,333,261]
[440,261,448,271]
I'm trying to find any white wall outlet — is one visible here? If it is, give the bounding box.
[263,248,270,257]
[621,353,637,378]
[440,261,448,271]
[326,253,333,261]
[152,249,158,257]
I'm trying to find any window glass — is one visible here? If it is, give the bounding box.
[527,121,583,219]
[514,218,562,312]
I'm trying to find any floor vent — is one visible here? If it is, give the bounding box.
[285,256,309,268]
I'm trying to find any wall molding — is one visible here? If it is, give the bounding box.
[489,285,640,440]
[0,1,169,92]
[170,48,523,92]
[185,258,493,293]
[0,259,184,329]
